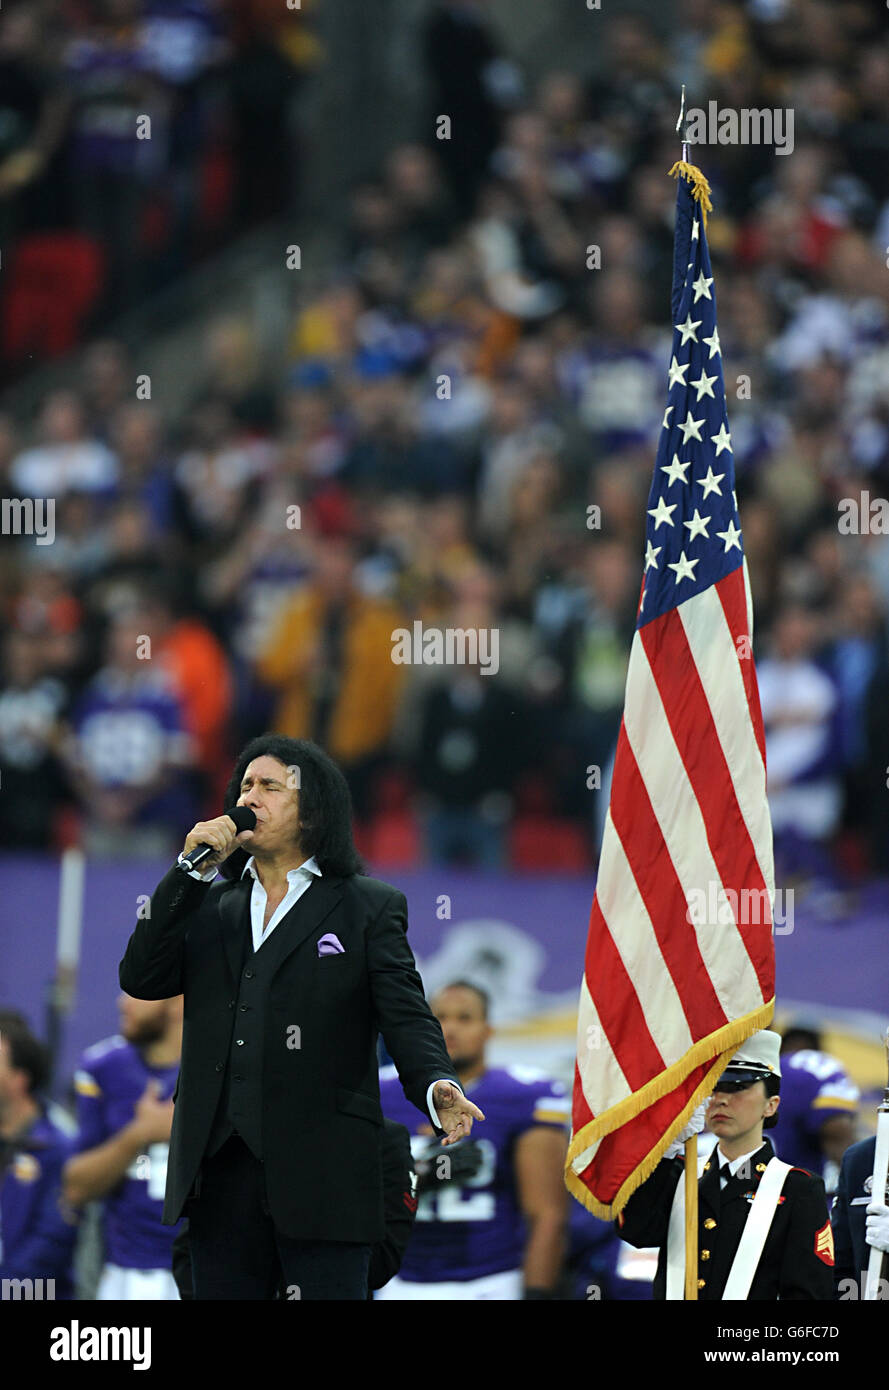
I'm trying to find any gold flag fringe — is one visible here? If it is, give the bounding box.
[564,997,775,1220]
[668,159,713,228]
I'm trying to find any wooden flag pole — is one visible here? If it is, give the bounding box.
[684,1135,698,1300]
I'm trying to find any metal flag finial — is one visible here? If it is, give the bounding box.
[676,84,688,163]
[675,84,686,135]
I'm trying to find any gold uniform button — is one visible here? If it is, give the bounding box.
[704,1217,717,1229]
[702,1162,711,1172]
[697,1278,706,1289]
[755,1163,767,1173]
[700,1250,710,1260]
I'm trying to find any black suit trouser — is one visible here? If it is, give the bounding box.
[186,1135,370,1300]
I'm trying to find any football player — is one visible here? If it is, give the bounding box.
[770,1024,859,1193]
[62,993,183,1299]
[376,979,569,1299]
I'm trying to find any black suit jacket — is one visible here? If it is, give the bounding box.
[832,1135,879,1293]
[617,1138,834,1300]
[119,863,458,1243]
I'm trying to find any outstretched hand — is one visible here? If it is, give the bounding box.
[433,1081,485,1146]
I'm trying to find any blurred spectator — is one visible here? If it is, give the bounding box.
[0,629,70,848]
[189,316,277,434]
[28,490,109,581]
[385,143,458,266]
[340,350,470,498]
[586,10,673,144]
[84,503,166,629]
[108,402,183,540]
[0,1016,78,1299]
[10,389,117,498]
[80,340,131,439]
[173,394,274,564]
[757,604,843,881]
[255,535,406,818]
[412,564,527,867]
[415,661,523,867]
[63,0,168,318]
[64,610,195,857]
[139,584,233,809]
[10,566,84,684]
[824,574,887,768]
[541,537,637,820]
[476,374,559,541]
[0,5,69,244]
[558,269,664,454]
[422,0,521,216]
[225,0,321,228]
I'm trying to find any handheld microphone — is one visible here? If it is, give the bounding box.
[179,806,257,871]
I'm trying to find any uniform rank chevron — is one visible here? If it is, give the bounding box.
[566,162,776,1219]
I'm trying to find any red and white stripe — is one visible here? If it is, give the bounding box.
[567,562,775,1214]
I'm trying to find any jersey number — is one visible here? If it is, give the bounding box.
[412,1137,497,1223]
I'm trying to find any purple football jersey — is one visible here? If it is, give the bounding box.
[769,1049,859,1176]
[64,36,160,176]
[73,1036,181,1269]
[0,1108,77,1297]
[69,668,193,826]
[379,1064,569,1282]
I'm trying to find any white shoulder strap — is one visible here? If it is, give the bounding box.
[721,1157,793,1300]
[666,1149,791,1300]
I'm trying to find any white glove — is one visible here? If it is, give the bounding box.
[664,1103,708,1160]
[865,1203,889,1254]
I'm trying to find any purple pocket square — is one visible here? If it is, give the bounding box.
[317,933,345,956]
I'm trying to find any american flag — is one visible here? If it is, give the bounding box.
[565,165,776,1219]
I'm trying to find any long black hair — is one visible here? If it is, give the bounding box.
[219,734,366,880]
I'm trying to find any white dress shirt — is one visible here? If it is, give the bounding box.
[715,1145,764,1189]
[242,854,321,953]
[177,849,462,1129]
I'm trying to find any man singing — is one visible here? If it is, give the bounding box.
[120,734,483,1299]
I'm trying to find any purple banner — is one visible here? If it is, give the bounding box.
[2,854,887,1097]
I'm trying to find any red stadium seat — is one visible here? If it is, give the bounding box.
[365,811,422,869]
[509,814,591,871]
[51,804,83,853]
[2,234,105,362]
[372,766,413,813]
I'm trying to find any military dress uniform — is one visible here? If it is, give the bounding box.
[618,1137,834,1299]
[831,1135,879,1292]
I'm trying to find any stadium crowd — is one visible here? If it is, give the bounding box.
[0,0,318,349]
[2,0,889,880]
